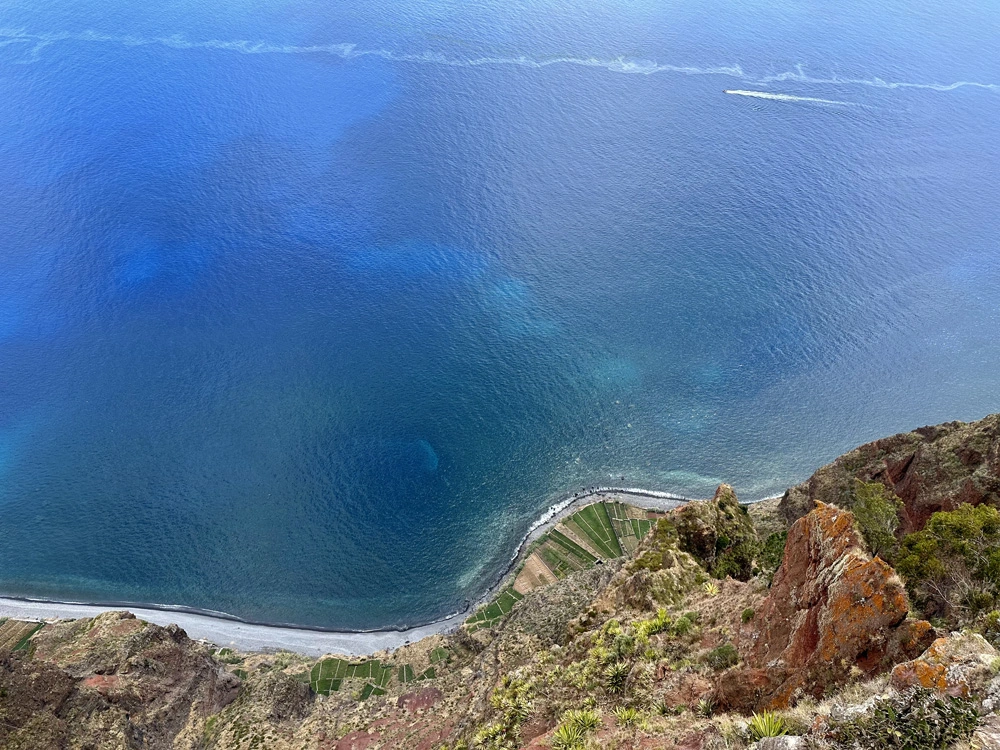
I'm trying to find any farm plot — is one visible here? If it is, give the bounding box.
[0,619,45,651]
[464,587,523,633]
[308,657,394,697]
[605,501,657,553]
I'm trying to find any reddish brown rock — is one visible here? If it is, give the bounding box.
[334,730,381,750]
[890,632,999,698]
[780,414,1000,532]
[396,687,443,712]
[715,503,933,711]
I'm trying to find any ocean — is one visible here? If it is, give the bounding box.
[0,0,997,629]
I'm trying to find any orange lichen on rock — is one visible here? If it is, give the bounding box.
[891,632,999,698]
[714,502,933,711]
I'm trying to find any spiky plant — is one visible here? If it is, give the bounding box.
[747,711,787,741]
[551,723,586,750]
[703,581,720,596]
[613,706,640,727]
[695,698,714,718]
[563,708,601,733]
[604,660,631,694]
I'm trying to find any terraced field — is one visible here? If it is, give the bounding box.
[465,498,665,631]
[0,619,45,651]
[306,649,449,698]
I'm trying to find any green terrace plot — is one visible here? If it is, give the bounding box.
[465,587,523,633]
[308,657,394,698]
[306,655,440,699]
[0,620,45,652]
[564,502,623,559]
[606,501,657,554]
[429,647,451,664]
[538,529,596,577]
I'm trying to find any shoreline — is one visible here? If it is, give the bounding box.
[0,486,717,656]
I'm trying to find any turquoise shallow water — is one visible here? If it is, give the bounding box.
[0,0,998,629]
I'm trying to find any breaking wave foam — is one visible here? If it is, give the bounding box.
[0,27,997,95]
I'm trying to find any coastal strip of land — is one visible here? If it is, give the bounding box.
[0,488,690,656]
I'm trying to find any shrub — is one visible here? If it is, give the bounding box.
[741,607,755,623]
[895,503,1000,623]
[672,613,695,636]
[704,643,739,670]
[747,711,786,741]
[852,480,903,559]
[713,540,759,581]
[828,688,979,749]
[758,531,787,584]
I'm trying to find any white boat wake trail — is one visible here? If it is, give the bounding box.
[0,28,997,97]
[724,89,855,106]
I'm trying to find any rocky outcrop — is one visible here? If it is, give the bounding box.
[890,632,999,698]
[673,484,760,580]
[780,414,1000,532]
[27,611,241,748]
[714,503,933,711]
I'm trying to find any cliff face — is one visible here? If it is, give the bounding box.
[780,414,1000,532]
[0,612,240,749]
[3,415,1000,750]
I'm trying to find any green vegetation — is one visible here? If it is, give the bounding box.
[695,698,714,718]
[473,676,533,749]
[216,647,243,665]
[747,711,786,741]
[759,531,787,583]
[604,660,630,694]
[741,607,755,623]
[606,501,656,553]
[613,705,640,727]
[895,503,1000,624]
[675,486,760,581]
[550,708,602,750]
[11,622,44,652]
[852,480,903,559]
[566,502,623,559]
[703,643,738,670]
[308,657,399,698]
[550,723,585,750]
[466,588,524,633]
[562,708,601,733]
[828,689,979,749]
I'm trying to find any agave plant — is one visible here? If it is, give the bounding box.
[695,697,714,718]
[604,660,631,694]
[551,723,586,750]
[747,711,787,741]
[703,580,720,596]
[612,706,640,727]
[563,708,601,733]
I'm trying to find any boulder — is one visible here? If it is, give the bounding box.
[973,714,1000,750]
[779,414,1000,532]
[890,632,999,698]
[714,503,933,711]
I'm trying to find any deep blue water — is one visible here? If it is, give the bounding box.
[1,0,998,629]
